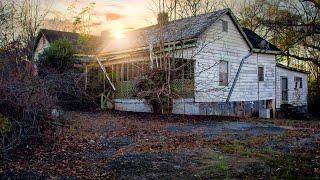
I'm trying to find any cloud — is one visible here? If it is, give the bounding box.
[90,21,103,27]
[105,12,126,21]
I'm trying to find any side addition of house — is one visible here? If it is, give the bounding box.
[276,64,308,112]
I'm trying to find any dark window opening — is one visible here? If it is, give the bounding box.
[173,59,194,80]
[112,61,150,82]
[222,20,228,32]
[258,67,264,81]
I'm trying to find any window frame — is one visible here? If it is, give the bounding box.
[258,66,264,82]
[294,77,303,89]
[173,59,194,80]
[222,20,228,32]
[219,60,229,86]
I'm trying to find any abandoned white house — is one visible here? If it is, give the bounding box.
[33,8,308,117]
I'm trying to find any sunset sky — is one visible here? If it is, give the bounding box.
[43,0,238,37]
[45,0,159,36]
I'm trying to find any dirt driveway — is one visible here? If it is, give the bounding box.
[1,111,320,179]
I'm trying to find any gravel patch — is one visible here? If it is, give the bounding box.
[166,121,285,138]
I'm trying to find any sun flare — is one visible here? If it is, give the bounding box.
[113,29,126,39]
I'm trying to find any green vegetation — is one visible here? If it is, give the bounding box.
[0,114,11,133]
[257,152,318,178]
[39,38,77,72]
[195,152,230,178]
[211,135,320,179]
[137,68,172,114]
[115,81,137,99]
[171,79,194,98]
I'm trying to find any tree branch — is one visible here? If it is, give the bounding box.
[282,52,320,66]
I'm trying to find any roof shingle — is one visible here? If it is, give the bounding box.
[101,9,230,53]
[242,28,280,51]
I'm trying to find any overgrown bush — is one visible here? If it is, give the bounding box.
[38,38,77,72]
[136,68,173,114]
[37,38,97,110]
[0,37,99,155]
[0,60,56,155]
[0,60,95,156]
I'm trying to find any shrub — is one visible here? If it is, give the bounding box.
[0,59,95,156]
[0,60,56,155]
[0,114,11,133]
[136,68,172,114]
[37,38,97,110]
[38,38,77,72]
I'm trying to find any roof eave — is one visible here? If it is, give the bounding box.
[33,31,45,51]
[99,37,198,57]
[99,47,149,57]
[276,64,310,74]
[253,49,281,55]
[226,10,253,50]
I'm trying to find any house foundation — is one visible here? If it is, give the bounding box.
[114,98,274,117]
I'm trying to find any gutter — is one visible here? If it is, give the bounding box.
[226,51,253,102]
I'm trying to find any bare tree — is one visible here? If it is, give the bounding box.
[239,0,320,115]
[0,0,49,61]
[239,0,319,68]
[67,1,96,34]
[132,0,225,114]
[151,0,222,20]
[18,0,49,59]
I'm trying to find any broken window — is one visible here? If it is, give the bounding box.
[112,61,150,82]
[219,60,228,86]
[258,67,264,81]
[295,77,302,89]
[184,60,194,79]
[173,59,194,80]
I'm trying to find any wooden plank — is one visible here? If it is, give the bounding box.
[97,57,116,91]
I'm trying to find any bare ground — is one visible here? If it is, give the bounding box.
[1,110,320,179]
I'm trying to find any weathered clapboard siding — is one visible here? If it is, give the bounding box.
[34,34,50,61]
[276,66,308,108]
[257,53,276,100]
[194,14,276,103]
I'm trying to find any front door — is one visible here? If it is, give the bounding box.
[281,77,288,104]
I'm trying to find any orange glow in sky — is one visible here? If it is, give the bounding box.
[45,0,237,36]
[45,0,156,35]
[112,29,126,39]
